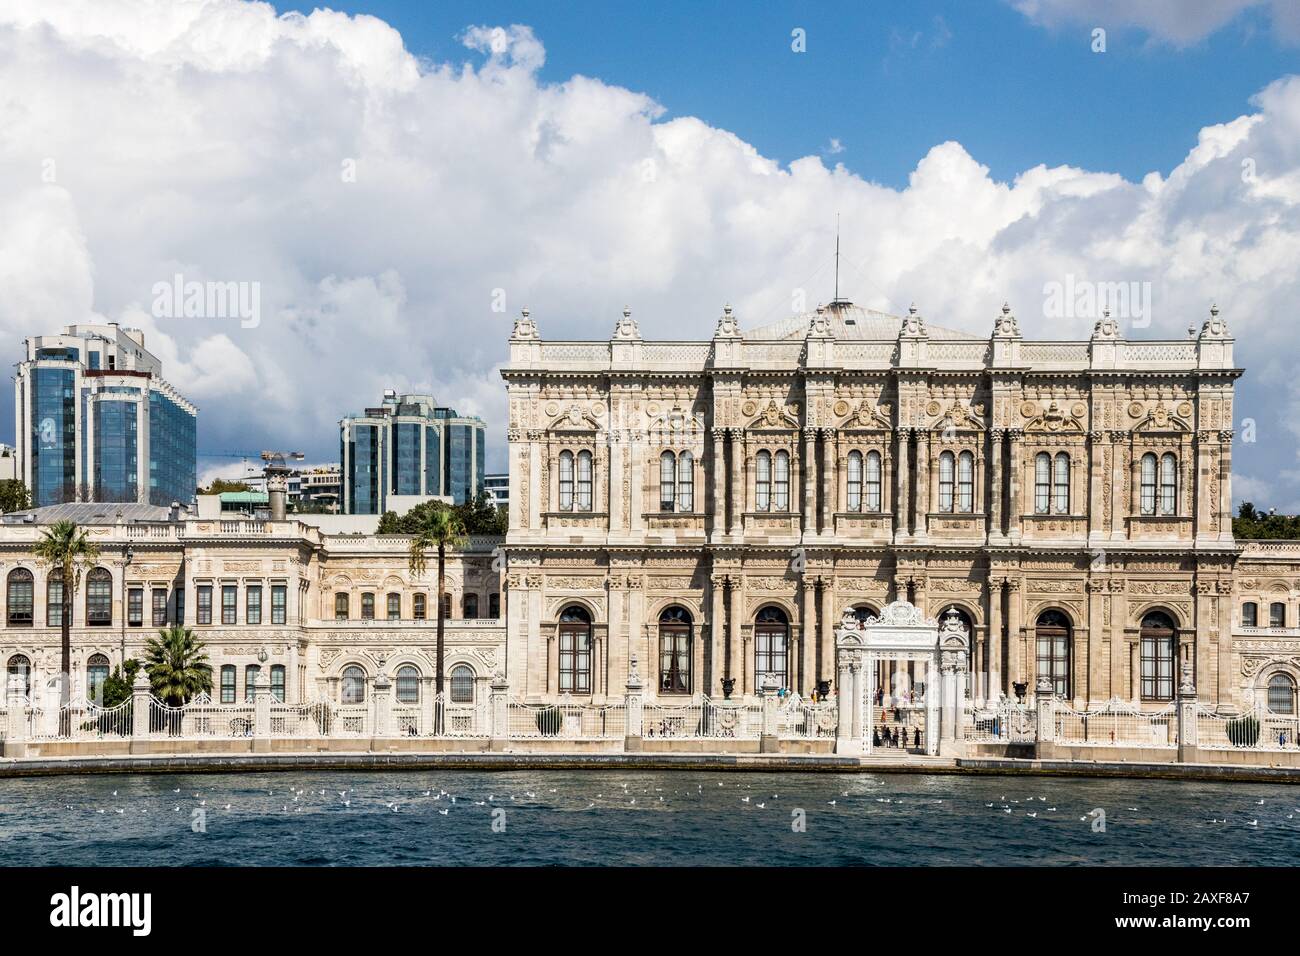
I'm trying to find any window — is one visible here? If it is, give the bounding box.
[176,587,185,625]
[361,592,375,620]
[334,592,349,620]
[221,585,237,625]
[1268,674,1296,715]
[387,592,400,620]
[852,604,879,625]
[754,606,789,689]
[658,605,692,694]
[47,575,66,627]
[558,450,574,511]
[1242,602,1258,628]
[87,654,110,704]
[1035,610,1071,698]
[270,665,285,702]
[245,586,261,625]
[847,451,863,512]
[152,588,168,627]
[1035,452,1051,514]
[489,593,501,618]
[576,450,593,511]
[1159,453,1178,515]
[865,451,882,513]
[660,451,676,512]
[677,451,694,511]
[126,587,143,627]
[271,585,286,625]
[463,593,478,619]
[958,451,975,513]
[396,664,420,703]
[413,593,426,620]
[1140,453,1157,515]
[558,605,592,694]
[86,568,112,626]
[1270,602,1287,628]
[773,451,790,511]
[220,665,236,704]
[756,451,772,511]
[938,451,955,512]
[1140,611,1177,701]
[197,585,212,624]
[244,664,260,702]
[450,664,475,703]
[6,655,31,697]
[341,666,366,704]
[1053,452,1069,514]
[440,593,452,619]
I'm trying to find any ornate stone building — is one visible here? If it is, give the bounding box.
[500,299,1277,711]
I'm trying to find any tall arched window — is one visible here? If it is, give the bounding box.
[1053,452,1070,514]
[957,450,974,513]
[341,665,366,705]
[558,450,574,511]
[1034,452,1051,514]
[6,568,33,627]
[270,664,286,702]
[755,451,772,511]
[360,592,375,620]
[334,593,349,620]
[85,568,112,626]
[220,664,236,703]
[47,572,66,627]
[659,451,676,512]
[658,605,692,694]
[1140,611,1177,701]
[87,653,110,703]
[450,664,475,703]
[558,605,592,694]
[1271,602,1287,628]
[1035,610,1071,698]
[938,451,955,512]
[244,664,260,702]
[413,593,427,620]
[489,593,500,618]
[396,664,420,704]
[754,606,790,689]
[1242,602,1258,627]
[1268,673,1296,715]
[463,593,479,619]
[387,592,401,620]
[847,451,863,512]
[576,450,593,512]
[1140,453,1158,515]
[865,450,882,512]
[1159,453,1178,515]
[677,451,694,511]
[6,654,30,697]
[440,593,452,619]
[773,450,790,511]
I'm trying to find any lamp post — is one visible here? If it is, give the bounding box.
[120,544,133,666]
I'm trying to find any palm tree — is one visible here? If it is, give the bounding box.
[144,625,213,706]
[407,505,467,730]
[32,520,100,728]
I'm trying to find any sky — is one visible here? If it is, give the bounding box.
[0,0,1299,504]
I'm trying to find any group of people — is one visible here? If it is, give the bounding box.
[872,725,922,749]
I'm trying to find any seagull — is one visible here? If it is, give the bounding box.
[1026,812,1037,818]
[1257,799,1266,805]
[112,790,118,797]
[422,790,432,797]
[173,788,180,793]
[224,804,231,810]
[1248,820,1258,827]
[438,808,449,815]
[756,802,766,809]
[828,800,837,806]
[741,796,750,803]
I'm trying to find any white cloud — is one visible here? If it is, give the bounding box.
[1010,0,1300,47]
[0,0,1298,505]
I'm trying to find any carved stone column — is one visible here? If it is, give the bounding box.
[1006,429,1023,539]
[987,576,1004,702]
[915,429,931,536]
[728,430,743,536]
[710,427,726,537]
[989,428,1005,540]
[1006,578,1023,689]
[820,428,834,533]
[896,428,911,537]
[802,428,817,532]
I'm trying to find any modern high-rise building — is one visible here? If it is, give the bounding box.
[484,473,509,513]
[340,391,485,513]
[14,323,197,508]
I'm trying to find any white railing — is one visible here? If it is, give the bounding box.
[1055,702,1174,748]
[29,699,134,740]
[150,699,255,737]
[778,696,838,739]
[642,698,764,739]
[965,701,1036,743]
[507,697,626,739]
[1197,706,1300,751]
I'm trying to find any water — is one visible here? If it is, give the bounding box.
[0,769,1295,866]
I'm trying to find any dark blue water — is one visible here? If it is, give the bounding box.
[1,770,1295,865]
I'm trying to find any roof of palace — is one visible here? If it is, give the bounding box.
[1,502,180,525]
[745,301,981,341]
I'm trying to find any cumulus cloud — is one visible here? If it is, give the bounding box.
[1010,0,1300,47]
[0,0,1298,508]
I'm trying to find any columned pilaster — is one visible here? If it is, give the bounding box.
[820,428,834,534]
[728,430,743,536]
[896,428,911,537]
[1006,429,1022,539]
[801,428,817,533]
[989,428,1005,540]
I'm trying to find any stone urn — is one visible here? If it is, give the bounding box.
[721,677,736,700]
[816,679,831,699]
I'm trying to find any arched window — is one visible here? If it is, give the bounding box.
[958,450,974,513]
[85,568,112,626]
[847,451,863,512]
[1140,611,1177,701]
[1270,602,1287,628]
[938,451,955,512]
[360,592,375,620]
[576,450,593,511]
[440,593,452,619]
[489,593,501,618]
[5,654,31,697]
[1035,610,1071,698]
[413,593,427,620]
[677,451,694,512]
[396,664,420,704]
[773,450,790,511]
[47,572,66,627]
[754,606,789,689]
[387,593,401,620]
[244,664,260,702]
[1034,452,1051,514]
[334,592,349,620]
[865,450,882,513]
[852,604,879,625]
[1053,452,1070,514]
[1159,453,1178,515]
[1242,601,1258,628]
[87,653,110,703]
[220,665,236,703]
[6,568,33,627]
[558,450,574,511]
[270,664,286,702]
[450,664,475,703]
[659,451,676,512]
[1140,453,1158,515]
[1268,673,1296,715]
[755,451,772,511]
[341,665,366,705]
[658,605,692,694]
[558,605,592,694]
[463,593,479,619]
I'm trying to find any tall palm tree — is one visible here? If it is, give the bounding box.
[407,505,467,728]
[32,520,100,725]
[144,625,212,706]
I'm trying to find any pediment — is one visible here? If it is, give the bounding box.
[838,398,893,431]
[648,403,704,435]
[548,403,601,432]
[1023,400,1084,433]
[932,400,986,433]
[748,398,799,430]
[1132,401,1189,433]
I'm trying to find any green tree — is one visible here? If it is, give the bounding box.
[1233,502,1300,540]
[407,507,468,727]
[32,520,100,727]
[378,493,505,535]
[143,625,213,706]
[99,659,142,708]
[201,478,251,494]
[0,479,31,513]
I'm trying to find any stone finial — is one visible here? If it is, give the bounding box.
[1199,302,1230,339]
[714,303,741,338]
[1091,307,1121,340]
[808,303,833,337]
[900,302,927,337]
[993,301,1021,338]
[1179,660,1196,697]
[613,307,641,340]
[1035,674,1054,697]
[510,308,539,341]
[132,669,152,690]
